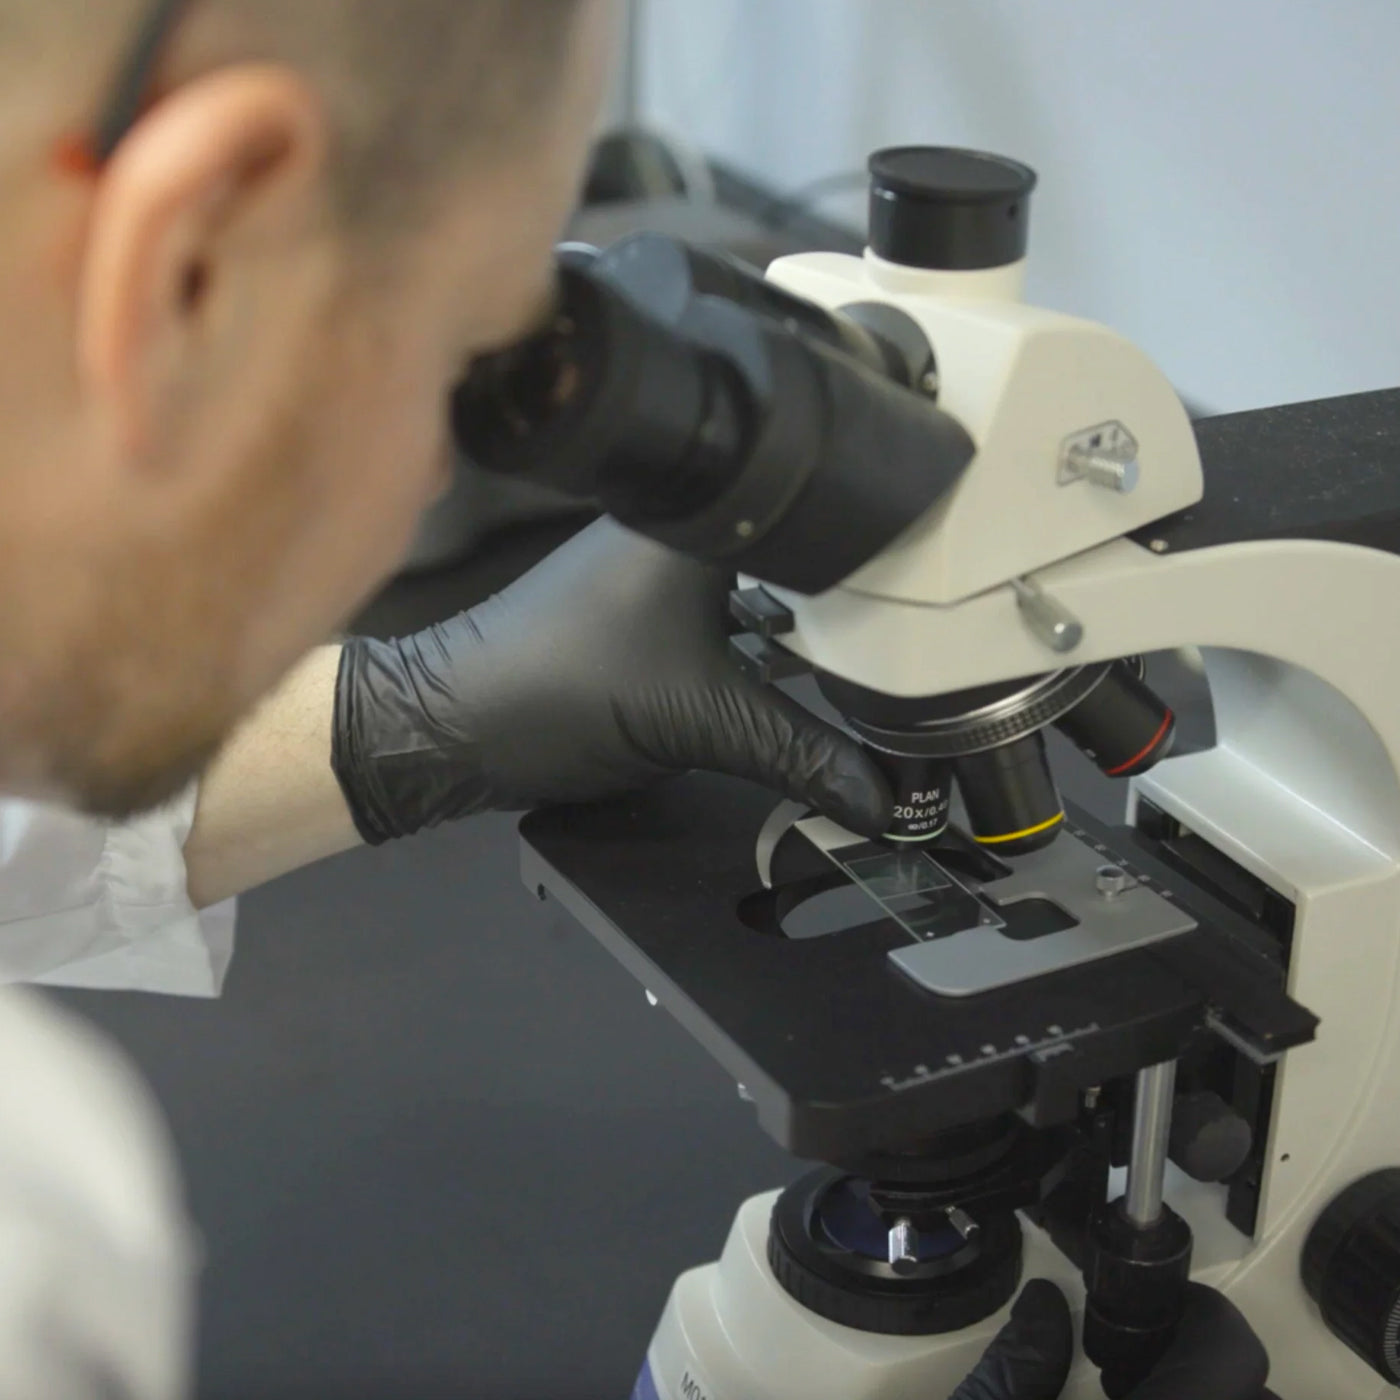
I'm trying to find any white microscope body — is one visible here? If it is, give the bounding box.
[634,224,1400,1400]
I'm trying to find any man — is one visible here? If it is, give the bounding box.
[0,0,888,985]
[0,1,1271,1395]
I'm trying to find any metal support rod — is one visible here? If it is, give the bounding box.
[1125,1060,1177,1226]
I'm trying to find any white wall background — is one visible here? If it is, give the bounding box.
[634,0,1400,414]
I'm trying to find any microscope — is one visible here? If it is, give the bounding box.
[455,148,1400,1399]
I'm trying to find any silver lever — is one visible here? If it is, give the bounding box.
[888,1218,919,1275]
[1013,577,1084,654]
[1062,446,1141,493]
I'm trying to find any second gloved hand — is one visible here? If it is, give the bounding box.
[949,1281,1274,1400]
[331,519,893,843]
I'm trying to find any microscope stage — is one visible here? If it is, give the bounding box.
[779,813,1199,998]
[520,775,1316,1161]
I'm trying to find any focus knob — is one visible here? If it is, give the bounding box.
[1302,1169,1400,1381]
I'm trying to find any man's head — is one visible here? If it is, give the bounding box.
[0,0,614,815]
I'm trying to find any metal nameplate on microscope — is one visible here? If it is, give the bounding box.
[796,817,1197,998]
[1057,421,1140,485]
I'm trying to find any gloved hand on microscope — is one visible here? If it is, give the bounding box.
[188,518,896,905]
[330,518,893,848]
[951,1280,1275,1400]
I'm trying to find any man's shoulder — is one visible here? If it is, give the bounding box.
[0,988,189,1262]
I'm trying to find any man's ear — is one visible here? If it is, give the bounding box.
[75,66,332,460]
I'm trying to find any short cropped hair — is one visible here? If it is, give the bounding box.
[250,0,589,220]
[5,0,587,222]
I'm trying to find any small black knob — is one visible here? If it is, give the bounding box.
[729,633,810,686]
[1168,1091,1253,1184]
[1302,1168,1400,1382]
[869,147,1037,272]
[1083,1201,1193,1397]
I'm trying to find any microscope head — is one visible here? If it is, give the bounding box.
[761,146,1203,608]
[456,147,1201,602]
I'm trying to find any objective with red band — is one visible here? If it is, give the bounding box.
[1056,658,1177,778]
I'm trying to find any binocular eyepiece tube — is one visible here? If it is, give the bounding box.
[452,233,975,596]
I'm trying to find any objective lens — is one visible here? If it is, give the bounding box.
[954,732,1063,855]
[862,748,954,843]
[1056,660,1176,777]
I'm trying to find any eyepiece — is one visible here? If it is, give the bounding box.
[452,263,755,523]
[453,235,975,595]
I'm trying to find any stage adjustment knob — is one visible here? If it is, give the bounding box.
[1168,1091,1252,1183]
[1302,1168,1400,1381]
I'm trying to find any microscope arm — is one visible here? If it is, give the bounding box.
[773,384,1400,716]
[775,530,1400,758]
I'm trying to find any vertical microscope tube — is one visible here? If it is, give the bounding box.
[1084,1058,1193,1397]
[1125,1061,1178,1226]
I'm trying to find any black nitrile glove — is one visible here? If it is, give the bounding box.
[332,519,892,843]
[1122,1284,1273,1400]
[949,1281,1274,1400]
[950,1281,1074,1400]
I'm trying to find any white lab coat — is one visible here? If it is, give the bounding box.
[0,988,196,1399]
[0,789,230,1397]
[1,787,236,997]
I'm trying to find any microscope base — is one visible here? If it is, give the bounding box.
[633,1192,1392,1400]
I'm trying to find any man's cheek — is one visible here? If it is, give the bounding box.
[367,425,451,563]
[388,401,456,512]
[428,445,456,506]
